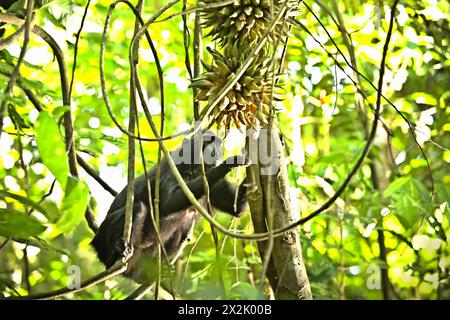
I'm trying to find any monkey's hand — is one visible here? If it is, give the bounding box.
[114,238,134,264]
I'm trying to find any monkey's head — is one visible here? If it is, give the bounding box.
[171,130,223,167]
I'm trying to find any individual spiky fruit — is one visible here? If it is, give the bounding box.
[199,0,301,48]
[190,45,283,129]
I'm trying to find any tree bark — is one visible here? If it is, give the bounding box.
[246,123,312,300]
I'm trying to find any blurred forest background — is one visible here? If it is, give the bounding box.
[0,0,449,299]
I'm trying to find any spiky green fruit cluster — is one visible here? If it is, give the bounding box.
[190,46,283,129]
[191,0,299,129]
[199,0,300,47]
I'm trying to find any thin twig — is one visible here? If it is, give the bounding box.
[68,0,91,99]
[76,154,118,196]
[4,262,127,300]
[125,283,154,300]
[298,2,435,199]
[121,0,142,251]
[102,0,398,242]
[0,20,29,50]
[192,12,202,119]
[0,0,34,138]
[99,1,183,142]
[182,0,193,80]
[0,237,9,251]
[153,0,235,24]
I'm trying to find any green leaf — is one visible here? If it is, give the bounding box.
[384,177,430,229]
[232,282,260,299]
[55,177,89,234]
[34,111,69,189]
[39,201,60,223]
[0,190,49,217]
[12,237,68,256]
[52,106,71,119]
[395,195,418,228]
[0,209,47,238]
[383,177,411,198]
[8,104,30,129]
[436,183,450,204]
[411,178,430,206]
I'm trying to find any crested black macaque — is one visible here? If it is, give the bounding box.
[91,131,248,283]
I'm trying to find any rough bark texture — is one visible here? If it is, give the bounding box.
[246,125,312,300]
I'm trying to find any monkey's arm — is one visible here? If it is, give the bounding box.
[210,178,247,217]
[160,156,245,214]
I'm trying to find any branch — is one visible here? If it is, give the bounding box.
[153,0,235,24]
[100,0,401,243]
[187,8,225,294]
[68,0,91,99]
[0,68,44,111]
[121,0,144,248]
[0,237,9,251]
[192,12,202,119]
[0,12,97,232]
[0,18,30,50]
[76,154,118,196]
[125,283,153,300]
[182,0,193,80]
[99,0,185,142]
[299,1,435,194]
[100,2,177,297]
[286,0,401,227]
[0,0,34,138]
[4,262,127,300]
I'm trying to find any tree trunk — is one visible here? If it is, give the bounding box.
[246,123,312,300]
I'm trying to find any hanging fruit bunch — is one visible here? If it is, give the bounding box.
[191,0,301,129]
[199,0,300,47]
[190,46,284,129]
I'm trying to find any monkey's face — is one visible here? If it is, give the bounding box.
[171,131,223,166]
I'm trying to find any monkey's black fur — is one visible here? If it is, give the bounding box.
[91,131,247,283]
